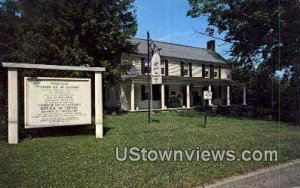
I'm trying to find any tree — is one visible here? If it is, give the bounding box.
[187,0,300,122]
[187,0,300,70]
[0,0,22,62]
[0,0,137,83]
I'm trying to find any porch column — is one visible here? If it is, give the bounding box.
[130,82,135,111]
[227,85,230,106]
[243,85,247,105]
[8,69,18,144]
[208,85,212,106]
[186,84,190,108]
[161,84,165,109]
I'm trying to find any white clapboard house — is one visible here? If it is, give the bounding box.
[104,38,246,111]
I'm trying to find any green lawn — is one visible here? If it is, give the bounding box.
[0,111,299,187]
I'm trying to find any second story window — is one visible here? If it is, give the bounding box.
[181,62,189,77]
[141,57,151,74]
[142,57,167,75]
[204,71,209,78]
[183,69,189,76]
[144,66,151,74]
[214,71,218,78]
[205,67,210,78]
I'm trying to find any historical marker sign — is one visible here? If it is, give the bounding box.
[24,77,91,128]
[151,53,162,84]
[203,91,212,100]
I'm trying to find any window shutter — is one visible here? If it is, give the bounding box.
[218,66,221,79]
[181,62,184,76]
[189,63,192,77]
[165,60,169,76]
[141,58,145,74]
[210,65,214,79]
[202,64,205,78]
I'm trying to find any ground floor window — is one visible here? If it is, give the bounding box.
[141,85,160,101]
[152,85,160,100]
[141,85,148,100]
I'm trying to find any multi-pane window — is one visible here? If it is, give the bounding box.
[141,85,160,101]
[183,69,189,76]
[142,58,167,75]
[141,57,151,74]
[181,62,189,77]
[214,71,218,78]
[204,71,209,78]
[145,60,151,74]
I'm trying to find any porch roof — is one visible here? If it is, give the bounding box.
[123,75,244,86]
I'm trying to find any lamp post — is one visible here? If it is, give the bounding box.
[147,32,151,123]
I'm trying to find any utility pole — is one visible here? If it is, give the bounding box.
[147,31,151,124]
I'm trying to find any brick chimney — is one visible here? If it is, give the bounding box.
[207,40,215,51]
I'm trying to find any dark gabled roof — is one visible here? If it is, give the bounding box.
[129,38,228,64]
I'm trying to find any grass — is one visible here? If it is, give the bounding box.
[0,111,299,187]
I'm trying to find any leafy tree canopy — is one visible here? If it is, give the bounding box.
[187,0,300,72]
[0,0,137,83]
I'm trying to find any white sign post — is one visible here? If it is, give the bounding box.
[151,53,162,85]
[2,62,105,144]
[203,91,212,100]
[203,90,212,128]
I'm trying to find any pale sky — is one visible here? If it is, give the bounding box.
[134,0,232,58]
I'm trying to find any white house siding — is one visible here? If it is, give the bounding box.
[221,69,231,80]
[127,58,141,75]
[168,61,181,76]
[192,64,202,77]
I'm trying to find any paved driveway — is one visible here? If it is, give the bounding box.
[205,160,300,188]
